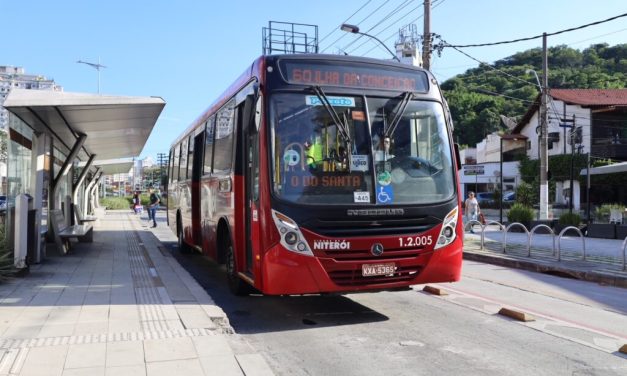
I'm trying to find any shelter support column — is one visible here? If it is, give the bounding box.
[51,134,86,210]
[84,169,101,215]
[29,132,46,263]
[72,154,96,209]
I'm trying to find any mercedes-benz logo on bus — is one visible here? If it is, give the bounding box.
[371,243,384,256]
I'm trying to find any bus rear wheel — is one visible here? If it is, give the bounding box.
[177,224,190,254]
[225,239,250,296]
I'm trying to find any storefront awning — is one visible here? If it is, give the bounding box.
[3,89,165,161]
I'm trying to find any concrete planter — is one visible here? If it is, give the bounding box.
[615,225,627,240]
[586,223,616,239]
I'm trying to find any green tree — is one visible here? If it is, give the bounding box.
[0,130,7,165]
[442,43,627,146]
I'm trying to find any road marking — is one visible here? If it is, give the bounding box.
[431,283,627,340]
[418,283,626,354]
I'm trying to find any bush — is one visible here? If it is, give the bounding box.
[507,203,534,224]
[559,212,581,227]
[594,203,624,223]
[0,224,15,281]
[100,197,133,210]
[515,182,535,207]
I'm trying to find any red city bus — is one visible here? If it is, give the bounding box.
[167,54,463,295]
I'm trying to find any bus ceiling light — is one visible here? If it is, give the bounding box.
[434,206,458,250]
[272,210,313,256]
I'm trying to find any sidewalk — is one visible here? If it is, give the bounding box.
[463,229,627,288]
[0,210,274,376]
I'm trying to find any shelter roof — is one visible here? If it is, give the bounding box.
[4,89,165,160]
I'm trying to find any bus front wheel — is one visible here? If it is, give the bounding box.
[225,239,250,296]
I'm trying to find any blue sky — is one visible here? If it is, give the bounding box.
[2,0,626,160]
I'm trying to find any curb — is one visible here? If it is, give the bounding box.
[463,251,627,288]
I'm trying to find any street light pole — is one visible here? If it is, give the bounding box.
[526,64,549,219]
[539,33,549,220]
[340,24,400,62]
[77,57,106,94]
[500,137,504,224]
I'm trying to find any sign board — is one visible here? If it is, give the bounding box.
[463,165,485,176]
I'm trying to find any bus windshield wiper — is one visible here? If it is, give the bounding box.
[311,86,352,146]
[384,91,413,139]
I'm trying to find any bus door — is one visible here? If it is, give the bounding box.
[191,131,205,246]
[242,97,260,275]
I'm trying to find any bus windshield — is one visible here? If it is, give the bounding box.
[270,93,455,205]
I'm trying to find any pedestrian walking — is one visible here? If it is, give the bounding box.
[465,191,480,233]
[148,187,161,228]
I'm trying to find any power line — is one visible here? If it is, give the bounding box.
[319,0,373,44]
[321,0,392,53]
[342,0,414,52]
[359,0,447,57]
[346,3,421,55]
[443,41,539,87]
[468,86,536,104]
[444,12,627,48]
[566,27,627,46]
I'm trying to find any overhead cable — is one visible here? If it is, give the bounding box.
[445,12,627,48]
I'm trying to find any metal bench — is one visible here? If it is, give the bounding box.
[73,204,97,224]
[50,209,93,255]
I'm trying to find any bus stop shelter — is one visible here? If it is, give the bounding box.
[2,89,165,267]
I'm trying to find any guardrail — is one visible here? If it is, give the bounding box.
[621,236,627,271]
[529,224,555,257]
[503,222,529,254]
[463,221,618,266]
[557,226,586,262]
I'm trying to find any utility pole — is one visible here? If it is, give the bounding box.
[568,114,576,214]
[157,152,167,189]
[422,0,431,70]
[539,33,549,220]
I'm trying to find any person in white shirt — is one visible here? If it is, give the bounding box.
[465,191,480,233]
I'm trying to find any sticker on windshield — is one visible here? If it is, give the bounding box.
[283,149,300,167]
[376,170,392,186]
[350,155,369,171]
[376,185,394,204]
[354,191,370,203]
[351,111,365,121]
[306,96,355,107]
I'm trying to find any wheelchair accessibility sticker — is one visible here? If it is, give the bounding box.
[376,184,394,204]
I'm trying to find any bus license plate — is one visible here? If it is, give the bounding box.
[362,263,396,277]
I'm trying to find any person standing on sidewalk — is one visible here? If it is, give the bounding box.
[148,187,161,228]
[465,191,480,233]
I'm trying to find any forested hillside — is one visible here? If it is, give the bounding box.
[441,43,627,147]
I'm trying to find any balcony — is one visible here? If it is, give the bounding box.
[591,141,627,161]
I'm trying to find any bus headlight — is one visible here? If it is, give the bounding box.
[272,210,313,256]
[434,207,458,250]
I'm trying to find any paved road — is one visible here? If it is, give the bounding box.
[167,243,627,376]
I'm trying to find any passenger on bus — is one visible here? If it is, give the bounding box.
[374,136,394,162]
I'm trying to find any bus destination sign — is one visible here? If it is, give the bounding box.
[280,61,429,92]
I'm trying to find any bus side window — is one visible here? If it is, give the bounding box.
[172,144,180,185]
[187,134,194,179]
[179,138,188,181]
[204,117,215,175]
[214,98,235,174]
